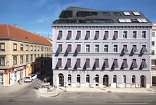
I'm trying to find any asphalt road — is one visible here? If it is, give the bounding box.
[0,79,156,105]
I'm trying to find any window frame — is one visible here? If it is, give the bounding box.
[0,43,5,51]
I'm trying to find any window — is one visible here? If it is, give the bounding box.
[95,45,99,52]
[123,12,130,16]
[41,46,43,51]
[56,58,62,68]
[13,43,17,51]
[66,58,71,68]
[31,54,33,61]
[104,45,108,52]
[20,44,23,51]
[68,74,71,84]
[0,56,5,66]
[85,31,90,40]
[58,44,62,52]
[95,75,99,83]
[132,75,135,83]
[57,31,62,40]
[13,55,17,65]
[142,31,146,38]
[20,55,23,64]
[133,31,137,38]
[94,31,99,40]
[86,75,90,83]
[0,43,5,51]
[31,45,33,51]
[152,32,155,37]
[113,75,117,83]
[66,31,72,40]
[26,45,29,51]
[113,45,118,52]
[133,12,140,16]
[76,44,81,52]
[38,46,40,51]
[104,31,109,39]
[67,44,71,53]
[86,44,90,52]
[123,75,126,83]
[113,31,118,40]
[34,54,36,60]
[77,75,80,83]
[26,55,29,62]
[152,50,155,55]
[152,41,155,46]
[76,31,81,40]
[123,31,127,38]
[34,46,37,51]
[76,58,81,68]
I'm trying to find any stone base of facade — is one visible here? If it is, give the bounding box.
[53,70,151,88]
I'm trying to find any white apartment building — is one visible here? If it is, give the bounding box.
[52,7,152,88]
[151,23,156,85]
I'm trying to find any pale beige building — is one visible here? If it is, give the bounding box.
[0,24,52,86]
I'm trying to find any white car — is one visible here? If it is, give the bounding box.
[24,74,37,83]
[31,74,37,80]
[24,76,33,82]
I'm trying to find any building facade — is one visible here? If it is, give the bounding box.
[151,23,156,85]
[0,24,52,86]
[52,7,152,88]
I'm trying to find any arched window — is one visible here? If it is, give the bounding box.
[68,74,71,84]
[132,75,135,83]
[123,75,126,83]
[77,74,80,83]
[95,74,99,83]
[86,74,90,83]
[113,75,117,83]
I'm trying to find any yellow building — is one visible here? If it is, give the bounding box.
[0,24,52,86]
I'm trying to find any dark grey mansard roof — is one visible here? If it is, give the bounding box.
[53,6,151,24]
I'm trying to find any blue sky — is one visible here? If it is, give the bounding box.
[0,0,156,38]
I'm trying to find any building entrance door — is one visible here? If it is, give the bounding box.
[140,75,146,87]
[103,75,109,87]
[58,73,64,86]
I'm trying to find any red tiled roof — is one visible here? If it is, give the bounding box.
[0,24,52,46]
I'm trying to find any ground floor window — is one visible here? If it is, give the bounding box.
[132,75,136,83]
[113,75,117,83]
[0,73,3,85]
[123,75,126,83]
[77,74,80,83]
[86,74,90,83]
[95,75,99,83]
[68,74,71,85]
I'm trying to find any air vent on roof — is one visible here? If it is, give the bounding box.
[133,12,140,16]
[123,12,131,16]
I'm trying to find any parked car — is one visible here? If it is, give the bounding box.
[24,76,32,83]
[24,74,37,83]
[31,74,37,80]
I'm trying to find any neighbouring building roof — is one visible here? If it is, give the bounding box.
[53,6,151,24]
[0,24,52,46]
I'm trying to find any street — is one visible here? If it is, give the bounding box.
[0,78,156,105]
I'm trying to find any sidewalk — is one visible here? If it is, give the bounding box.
[59,87,156,93]
[0,81,31,94]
